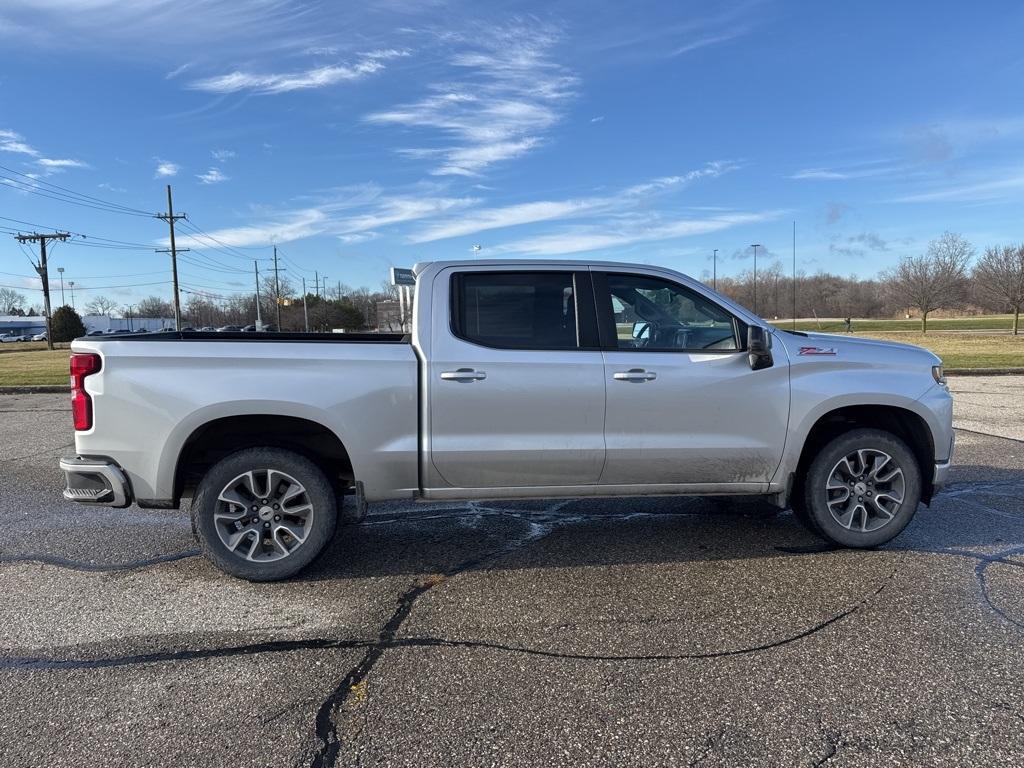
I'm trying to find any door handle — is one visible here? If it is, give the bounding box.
[440,368,487,382]
[613,368,657,382]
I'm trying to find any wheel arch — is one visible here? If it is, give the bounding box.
[790,404,936,506]
[173,414,354,504]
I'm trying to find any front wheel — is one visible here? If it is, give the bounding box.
[803,428,922,548]
[192,447,337,581]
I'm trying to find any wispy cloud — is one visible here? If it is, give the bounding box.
[172,208,327,249]
[492,210,784,257]
[154,159,179,178]
[165,62,193,80]
[670,29,746,56]
[410,161,739,243]
[336,196,477,235]
[890,170,1024,203]
[197,167,228,184]
[0,128,38,156]
[211,148,235,162]
[789,161,900,181]
[366,21,577,176]
[188,49,408,95]
[37,157,87,169]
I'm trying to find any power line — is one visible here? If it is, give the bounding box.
[0,163,153,215]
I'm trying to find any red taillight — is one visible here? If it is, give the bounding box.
[70,353,101,431]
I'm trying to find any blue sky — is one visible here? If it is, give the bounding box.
[2,0,1024,308]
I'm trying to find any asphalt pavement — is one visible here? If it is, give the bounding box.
[1,378,1022,767]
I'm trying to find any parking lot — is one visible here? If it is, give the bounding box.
[1,377,1022,767]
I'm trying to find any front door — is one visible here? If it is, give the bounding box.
[594,271,790,487]
[427,268,606,489]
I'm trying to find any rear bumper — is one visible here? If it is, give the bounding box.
[60,456,132,507]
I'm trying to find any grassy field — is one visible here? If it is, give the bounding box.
[784,314,1017,333]
[0,326,1022,386]
[0,349,71,386]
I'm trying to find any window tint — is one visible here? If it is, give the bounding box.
[454,272,578,349]
[605,274,738,351]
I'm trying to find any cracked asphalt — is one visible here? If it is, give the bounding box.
[1,376,1023,767]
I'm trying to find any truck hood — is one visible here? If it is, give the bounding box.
[773,329,942,366]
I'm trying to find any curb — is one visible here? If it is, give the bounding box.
[945,368,1024,376]
[0,385,70,394]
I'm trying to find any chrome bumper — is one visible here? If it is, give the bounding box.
[60,456,132,507]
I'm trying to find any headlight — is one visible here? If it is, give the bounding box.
[932,365,946,385]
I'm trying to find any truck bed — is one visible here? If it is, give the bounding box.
[91,331,409,343]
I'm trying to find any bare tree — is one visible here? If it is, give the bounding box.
[135,296,175,318]
[883,232,972,332]
[84,296,119,316]
[973,244,1024,335]
[0,287,26,315]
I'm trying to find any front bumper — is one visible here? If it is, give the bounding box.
[60,456,132,507]
[932,432,956,489]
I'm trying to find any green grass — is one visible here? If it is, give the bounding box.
[782,315,1017,333]
[0,349,70,386]
[857,332,1024,369]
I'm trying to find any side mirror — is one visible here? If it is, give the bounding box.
[747,326,773,370]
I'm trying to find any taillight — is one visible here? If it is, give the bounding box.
[70,353,102,431]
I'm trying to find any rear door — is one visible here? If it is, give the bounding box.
[594,270,790,487]
[427,268,606,489]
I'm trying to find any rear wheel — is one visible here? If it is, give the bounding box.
[192,447,337,581]
[803,428,921,548]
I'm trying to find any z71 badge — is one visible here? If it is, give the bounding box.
[799,346,837,356]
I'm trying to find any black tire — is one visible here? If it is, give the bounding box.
[803,428,921,548]
[192,447,337,581]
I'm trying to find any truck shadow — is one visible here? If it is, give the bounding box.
[299,464,1024,582]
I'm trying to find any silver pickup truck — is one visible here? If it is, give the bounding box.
[61,259,954,580]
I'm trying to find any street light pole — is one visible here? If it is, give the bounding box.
[68,281,75,310]
[750,243,762,314]
[57,267,65,305]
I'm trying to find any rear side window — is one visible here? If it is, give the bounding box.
[452,272,579,349]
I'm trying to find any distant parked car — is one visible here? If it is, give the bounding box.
[31,332,47,342]
[216,325,242,332]
[0,333,29,343]
[86,330,105,336]
[133,328,149,334]
[198,326,216,332]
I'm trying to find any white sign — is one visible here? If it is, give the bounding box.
[390,267,415,286]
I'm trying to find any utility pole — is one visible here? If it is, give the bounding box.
[792,221,797,330]
[15,231,69,351]
[302,277,309,332]
[750,243,762,315]
[712,249,718,291]
[69,281,75,310]
[337,281,341,302]
[155,185,186,330]
[57,267,66,305]
[273,245,282,329]
[127,305,135,331]
[314,271,320,298]
[254,260,263,330]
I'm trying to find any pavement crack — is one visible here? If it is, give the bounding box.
[0,549,201,572]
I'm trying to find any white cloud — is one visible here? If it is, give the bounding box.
[0,128,39,156]
[336,196,477,234]
[789,162,899,181]
[410,161,739,243]
[493,210,785,257]
[365,21,576,175]
[211,148,235,162]
[154,159,179,178]
[890,171,1024,203]
[165,62,193,80]
[188,49,408,95]
[37,157,87,169]
[173,208,327,249]
[197,167,228,184]
[590,115,605,123]
[670,30,746,57]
